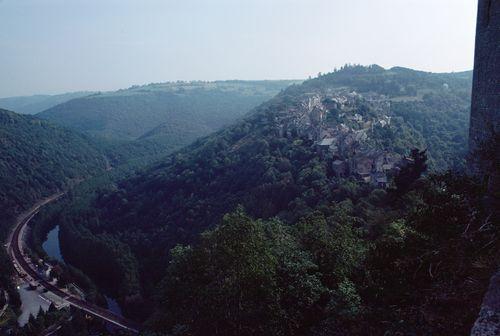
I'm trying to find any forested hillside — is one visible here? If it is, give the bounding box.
[150,177,497,335]
[28,66,493,336]
[0,92,93,115]
[0,108,108,329]
[38,80,296,142]
[0,109,107,222]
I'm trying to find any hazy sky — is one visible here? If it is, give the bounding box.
[0,0,477,97]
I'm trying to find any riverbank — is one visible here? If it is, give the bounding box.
[42,225,125,323]
[6,194,139,333]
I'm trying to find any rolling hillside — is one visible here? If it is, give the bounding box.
[84,66,473,251]
[38,81,297,142]
[0,92,93,115]
[43,66,471,286]
[31,66,495,336]
[0,109,107,221]
[0,108,108,321]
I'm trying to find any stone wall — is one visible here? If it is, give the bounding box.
[468,0,499,178]
[469,1,500,335]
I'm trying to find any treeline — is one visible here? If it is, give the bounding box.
[60,64,471,297]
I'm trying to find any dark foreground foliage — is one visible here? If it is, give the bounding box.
[145,173,497,336]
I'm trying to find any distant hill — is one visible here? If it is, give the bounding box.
[0,108,107,222]
[38,81,298,143]
[0,92,93,115]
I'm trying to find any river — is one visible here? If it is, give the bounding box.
[42,225,123,318]
[42,225,64,263]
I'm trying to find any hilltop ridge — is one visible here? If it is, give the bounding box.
[37,80,298,141]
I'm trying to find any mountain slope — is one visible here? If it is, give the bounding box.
[45,65,473,301]
[0,108,108,321]
[0,92,93,115]
[38,80,297,142]
[94,65,472,242]
[17,66,499,335]
[0,109,107,222]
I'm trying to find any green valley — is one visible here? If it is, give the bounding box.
[1,2,498,335]
[26,65,497,335]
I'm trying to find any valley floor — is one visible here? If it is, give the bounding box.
[4,194,139,334]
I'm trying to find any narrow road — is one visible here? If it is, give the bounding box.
[6,194,140,334]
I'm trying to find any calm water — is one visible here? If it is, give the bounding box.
[42,225,64,263]
[41,225,125,325]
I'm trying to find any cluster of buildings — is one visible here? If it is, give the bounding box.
[273,89,406,187]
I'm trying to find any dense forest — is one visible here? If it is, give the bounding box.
[145,173,497,335]
[0,109,107,223]
[24,66,496,336]
[36,81,296,167]
[0,108,109,333]
[37,81,295,140]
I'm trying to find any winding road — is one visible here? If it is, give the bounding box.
[6,194,140,334]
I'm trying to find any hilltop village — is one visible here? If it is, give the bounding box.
[273,89,408,187]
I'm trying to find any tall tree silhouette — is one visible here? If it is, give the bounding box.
[394,148,428,194]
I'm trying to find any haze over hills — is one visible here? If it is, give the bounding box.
[0,92,94,115]
[0,0,497,334]
[62,65,472,256]
[28,65,494,335]
[37,80,297,142]
[0,63,496,336]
